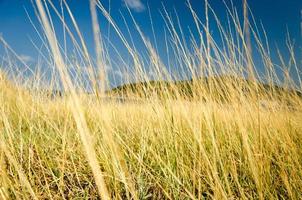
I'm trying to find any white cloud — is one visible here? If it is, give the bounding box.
[113,70,123,78]
[19,54,34,63]
[123,0,145,12]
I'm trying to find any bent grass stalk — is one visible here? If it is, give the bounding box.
[34,0,110,199]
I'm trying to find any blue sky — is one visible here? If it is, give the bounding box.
[0,0,301,84]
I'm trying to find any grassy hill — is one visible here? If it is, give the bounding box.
[109,75,302,103]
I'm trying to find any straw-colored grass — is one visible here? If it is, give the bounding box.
[0,0,301,199]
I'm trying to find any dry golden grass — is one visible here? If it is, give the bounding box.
[0,0,302,199]
[1,76,302,199]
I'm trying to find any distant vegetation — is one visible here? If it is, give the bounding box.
[109,76,302,103]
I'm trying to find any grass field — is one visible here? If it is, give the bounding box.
[0,0,302,199]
